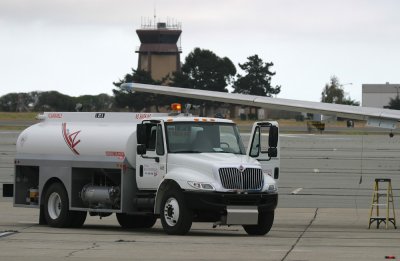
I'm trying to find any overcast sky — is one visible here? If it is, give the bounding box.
[1,0,399,103]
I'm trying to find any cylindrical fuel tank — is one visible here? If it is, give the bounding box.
[80,185,120,207]
[15,112,160,167]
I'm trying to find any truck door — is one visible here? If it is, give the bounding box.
[136,121,167,190]
[247,122,280,180]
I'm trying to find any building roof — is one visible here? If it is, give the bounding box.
[362,83,400,93]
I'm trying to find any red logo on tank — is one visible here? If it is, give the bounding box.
[62,123,81,155]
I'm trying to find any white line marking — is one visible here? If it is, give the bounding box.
[291,188,303,195]
[281,134,315,137]
[0,232,15,238]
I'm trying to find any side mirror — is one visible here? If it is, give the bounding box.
[137,144,146,155]
[269,126,278,148]
[267,147,278,158]
[137,124,147,144]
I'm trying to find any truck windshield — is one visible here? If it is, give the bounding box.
[165,122,245,154]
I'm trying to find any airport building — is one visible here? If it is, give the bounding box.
[136,20,182,81]
[362,83,400,108]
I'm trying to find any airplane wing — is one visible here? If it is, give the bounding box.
[121,83,400,129]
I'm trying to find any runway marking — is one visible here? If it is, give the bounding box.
[0,231,17,238]
[291,188,303,195]
[17,221,37,224]
[0,131,21,134]
[281,134,316,137]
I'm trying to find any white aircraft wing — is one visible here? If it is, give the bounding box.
[122,83,400,129]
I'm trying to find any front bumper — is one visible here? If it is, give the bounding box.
[183,191,278,212]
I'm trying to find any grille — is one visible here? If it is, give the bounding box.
[219,168,264,190]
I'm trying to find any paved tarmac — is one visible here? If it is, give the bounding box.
[1,129,400,260]
[0,203,399,261]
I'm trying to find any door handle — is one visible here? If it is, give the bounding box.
[140,165,143,177]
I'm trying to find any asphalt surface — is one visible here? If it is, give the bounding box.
[1,128,400,260]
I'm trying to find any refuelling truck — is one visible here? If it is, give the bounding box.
[14,108,279,235]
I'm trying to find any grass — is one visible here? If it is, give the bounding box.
[0,112,397,135]
[0,112,37,131]
[0,112,37,120]
[0,126,28,131]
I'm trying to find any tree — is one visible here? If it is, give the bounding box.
[75,94,114,111]
[233,55,280,97]
[113,69,158,111]
[33,91,76,111]
[170,48,236,115]
[321,76,359,106]
[0,93,21,112]
[0,92,38,112]
[384,94,400,110]
[232,55,280,119]
[178,48,236,92]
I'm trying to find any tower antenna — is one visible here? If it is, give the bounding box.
[153,0,157,27]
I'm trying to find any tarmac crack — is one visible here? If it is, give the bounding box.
[65,242,99,258]
[280,208,319,261]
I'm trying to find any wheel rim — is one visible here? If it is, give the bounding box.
[164,197,180,227]
[48,192,62,220]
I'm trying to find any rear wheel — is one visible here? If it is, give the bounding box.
[43,182,74,228]
[116,213,157,228]
[243,211,274,236]
[160,187,192,235]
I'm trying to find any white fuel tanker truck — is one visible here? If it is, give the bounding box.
[14,108,279,235]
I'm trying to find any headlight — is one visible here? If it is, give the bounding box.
[267,184,278,192]
[188,181,215,191]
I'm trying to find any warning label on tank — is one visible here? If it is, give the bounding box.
[106,151,125,160]
[105,151,125,158]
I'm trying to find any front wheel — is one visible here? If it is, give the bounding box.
[43,182,74,228]
[160,187,192,235]
[243,211,274,236]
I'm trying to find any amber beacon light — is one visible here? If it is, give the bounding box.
[171,103,182,112]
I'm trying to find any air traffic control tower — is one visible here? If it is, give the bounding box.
[136,20,182,81]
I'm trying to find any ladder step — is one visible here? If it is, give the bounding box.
[375,178,391,182]
[374,190,389,194]
[371,203,388,206]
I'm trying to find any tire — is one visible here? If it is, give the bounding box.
[243,210,274,236]
[70,211,87,228]
[43,182,74,228]
[116,213,157,229]
[160,187,192,235]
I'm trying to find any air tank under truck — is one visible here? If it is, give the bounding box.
[14,111,279,235]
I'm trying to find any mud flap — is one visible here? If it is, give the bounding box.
[226,206,258,225]
[2,184,13,197]
[39,204,47,225]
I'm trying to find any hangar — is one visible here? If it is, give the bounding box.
[362,82,400,108]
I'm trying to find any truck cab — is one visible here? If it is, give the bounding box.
[135,116,279,235]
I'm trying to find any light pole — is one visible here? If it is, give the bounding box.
[339,83,354,128]
[340,82,353,102]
